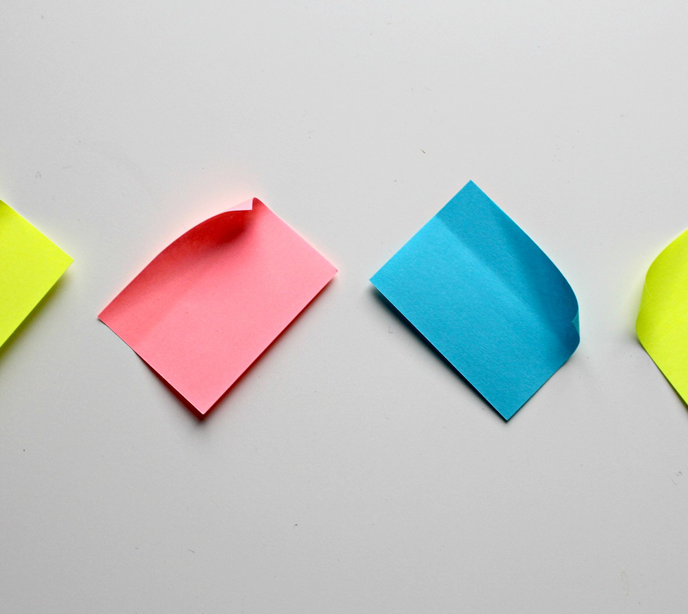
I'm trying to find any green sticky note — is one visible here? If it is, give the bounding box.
[0,201,73,347]
[637,229,688,402]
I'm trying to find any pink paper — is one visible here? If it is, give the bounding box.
[99,199,337,415]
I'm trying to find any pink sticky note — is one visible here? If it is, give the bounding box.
[99,199,337,415]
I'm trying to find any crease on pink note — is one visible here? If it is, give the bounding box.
[99,198,337,415]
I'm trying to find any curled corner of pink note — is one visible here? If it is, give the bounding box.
[229,198,257,212]
[99,198,337,415]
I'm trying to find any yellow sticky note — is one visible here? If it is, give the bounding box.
[637,229,688,401]
[0,201,73,347]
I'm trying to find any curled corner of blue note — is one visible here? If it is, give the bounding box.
[370,180,579,420]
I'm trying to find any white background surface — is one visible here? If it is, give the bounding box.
[1,1,688,612]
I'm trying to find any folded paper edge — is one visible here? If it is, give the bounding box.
[458,181,580,338]
[98,198,267,319]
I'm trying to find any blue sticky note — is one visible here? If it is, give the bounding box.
[370,181,579,420]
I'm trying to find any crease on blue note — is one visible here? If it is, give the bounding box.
[370,181,579,420]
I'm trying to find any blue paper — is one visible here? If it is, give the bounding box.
[370,181,579,420]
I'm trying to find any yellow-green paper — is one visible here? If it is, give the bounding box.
[637,229,688,402]
[0,201,72,347]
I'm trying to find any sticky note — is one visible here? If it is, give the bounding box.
[99,198,337,415]
[637,229,688,402]
[370,181,579,420]
[0,201,72,348]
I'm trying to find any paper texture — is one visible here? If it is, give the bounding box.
[370,181,579,420]
[637,229,688,402]
[0,201,72,348]
[99,198,337,415]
